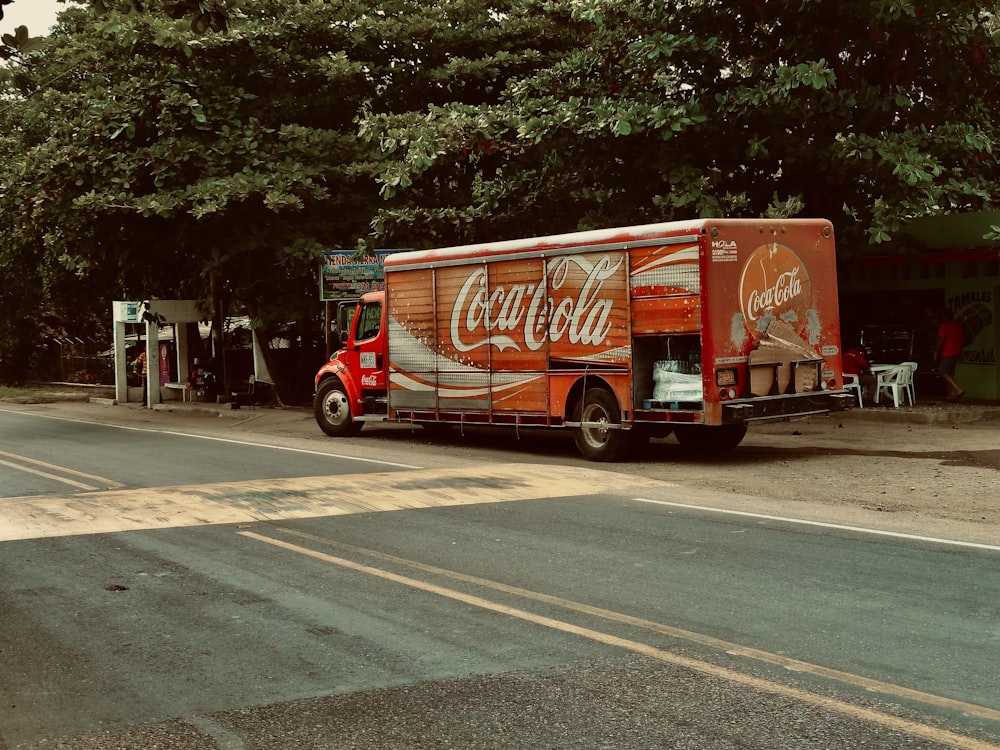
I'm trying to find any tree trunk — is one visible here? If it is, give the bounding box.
[245,298,286,407]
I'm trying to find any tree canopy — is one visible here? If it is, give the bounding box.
[366,0,1000,251]
[0,0,569,386]
[0,0,997,388]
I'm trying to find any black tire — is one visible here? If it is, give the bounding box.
[314,378,362,437]
[673,423,747,453]
[573,387,631,462]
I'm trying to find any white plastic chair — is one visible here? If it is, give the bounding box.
[900,361,918,405]
[843,373,864,408]
[875,365,912,407]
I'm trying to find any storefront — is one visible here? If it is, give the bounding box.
[837,212,999,401]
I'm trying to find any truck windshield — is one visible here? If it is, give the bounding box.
[355,301,382,341]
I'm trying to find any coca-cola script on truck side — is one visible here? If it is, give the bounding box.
[314,219,853,461]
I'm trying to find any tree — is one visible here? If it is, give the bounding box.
[0,0,567,393]
[1,0,355,387]
[365,0,1000,254]
[1,1,374,387]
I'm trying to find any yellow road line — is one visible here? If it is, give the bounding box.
[0,449,124,491]
[241,529,1000,750]
[272,526,1000,724]
[0,458,97,491]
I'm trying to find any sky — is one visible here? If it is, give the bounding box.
[0,0,74,38]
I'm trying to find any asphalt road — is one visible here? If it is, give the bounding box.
[0,404,998,749]
[0,407,414,497]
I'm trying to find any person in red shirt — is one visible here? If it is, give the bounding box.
[934,308,965,400]
[842,344,875,403]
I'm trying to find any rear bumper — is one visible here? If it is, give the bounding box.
[723,392,854,423]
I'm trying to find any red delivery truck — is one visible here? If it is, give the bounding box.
[314,219,853,460]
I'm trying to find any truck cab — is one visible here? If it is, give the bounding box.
[314,292,388,436]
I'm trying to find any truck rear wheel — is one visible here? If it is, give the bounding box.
[673,423,747,452]
[315,378,362,437]
[574,388,630,462]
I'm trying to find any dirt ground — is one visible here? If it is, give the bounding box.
[638,404,1000,547]
[4,387,999,547]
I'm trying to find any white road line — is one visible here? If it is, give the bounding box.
[0,407,420,469]
[151,428,420,468]
[633,498,1000,552]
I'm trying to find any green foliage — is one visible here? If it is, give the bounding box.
[365,0,1000,252]
[0,24,47,56]
[1,0,998,386]
[0,1,362,383]
[0,0,567,387]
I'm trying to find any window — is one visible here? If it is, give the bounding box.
[355,301,382,341]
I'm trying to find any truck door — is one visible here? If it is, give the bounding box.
[335,298,360,344]
[352,298,387,390]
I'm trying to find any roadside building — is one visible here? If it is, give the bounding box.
[838,211,999,400]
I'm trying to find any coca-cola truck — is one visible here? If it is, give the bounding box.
[314,219,853,460]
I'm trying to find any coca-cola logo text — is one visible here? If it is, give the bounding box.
[450,255,623,353]
[739,243,812,329]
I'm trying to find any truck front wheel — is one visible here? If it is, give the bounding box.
[574,388,630,462]
[315,378,362,437]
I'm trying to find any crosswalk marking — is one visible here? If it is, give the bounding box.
[0,464,665,542]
